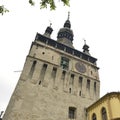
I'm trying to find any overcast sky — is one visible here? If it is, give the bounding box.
[1,0,120,112]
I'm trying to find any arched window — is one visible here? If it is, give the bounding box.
[92,113,97,120]
[101,107,107,120]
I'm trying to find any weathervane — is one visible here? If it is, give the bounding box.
[49,20,52,27]
[50,22,52,27]
[68,11,70,20]
[83,38,86,45]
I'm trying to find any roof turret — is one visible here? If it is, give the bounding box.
[43,23,53,38]
[82,40,91,55]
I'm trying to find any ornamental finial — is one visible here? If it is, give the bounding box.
[83,38,86,45]
[50,22,52,27]
[68,11,70,20]
[49,20,52,27]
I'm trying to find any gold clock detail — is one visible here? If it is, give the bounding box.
[75,62,86,73]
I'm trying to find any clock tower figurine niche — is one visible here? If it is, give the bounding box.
[3,14,100,120]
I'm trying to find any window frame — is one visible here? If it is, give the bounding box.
[68,107,76,119]
[101,107,107,120]
[92,113,97,120]
[60,57,69,70]
[87,79,90,90]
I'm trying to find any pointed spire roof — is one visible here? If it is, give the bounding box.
[57,12,74,48]
[64,12,71,28]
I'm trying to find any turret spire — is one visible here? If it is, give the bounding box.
[43,22,53,38]
[50,21,52,27]
[84,39,86,45]
[82,39,91,55]
[68,11,70,20]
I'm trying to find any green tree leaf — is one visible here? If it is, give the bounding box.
[0,0,70,15]
[0,5,9,15]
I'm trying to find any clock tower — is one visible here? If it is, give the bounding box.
[3,16,100,120]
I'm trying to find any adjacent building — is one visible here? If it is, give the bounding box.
[87,92,120,120]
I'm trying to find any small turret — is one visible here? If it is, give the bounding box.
[82,40,91,55]
[43,23,53,38]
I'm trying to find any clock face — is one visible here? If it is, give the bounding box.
[75,62,86,73]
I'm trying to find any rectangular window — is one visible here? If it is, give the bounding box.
[79,77,83,88]
[94,82,96,92]
[29,61,37,79]
[87,79,90,90]
[69,74,74,85]
[69,107,76,119]
[51,67,57,80]
[69,88,72,93]
[79,91,81,96]
[39,64,47,84]
[61,70,66,80]
[60,57,69,70]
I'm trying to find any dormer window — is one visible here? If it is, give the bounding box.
[60,57,69,70]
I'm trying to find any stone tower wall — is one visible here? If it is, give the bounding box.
[3,39,100,120]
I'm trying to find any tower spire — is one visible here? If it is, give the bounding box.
[49,20,52,27]
[50,22,52,27]
[84,39,86,45]
[64,12,71,28]
[68,11,70,20]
